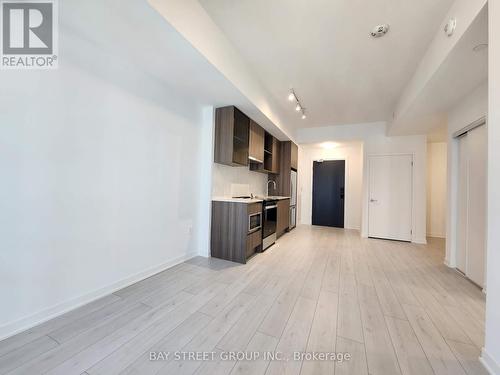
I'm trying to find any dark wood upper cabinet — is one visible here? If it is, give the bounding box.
[271,141,298,196]
[214,106,250,166]
[249,120,265,164]
[250,132,280,174]
[290,142,298,170]
[271,136,281,174]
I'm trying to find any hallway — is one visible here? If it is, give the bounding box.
[0,226,486,375]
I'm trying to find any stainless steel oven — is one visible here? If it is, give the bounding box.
[262,200,277,250]
[248,212,262,233]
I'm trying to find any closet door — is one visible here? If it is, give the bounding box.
[456,123,487,287]
[466,125,487,286]
[456,134,468,274]
[368,155,413,241]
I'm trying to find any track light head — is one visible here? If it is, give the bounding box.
[289,88,308,118]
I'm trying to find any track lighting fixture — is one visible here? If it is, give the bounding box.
[288,89,307,120]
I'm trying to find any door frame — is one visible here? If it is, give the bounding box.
[310,157,349,228]
[367,153,415,242]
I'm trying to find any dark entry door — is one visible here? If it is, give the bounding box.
[312,160,345,228]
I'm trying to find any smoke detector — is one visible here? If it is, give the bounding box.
[444,18,457,37]
[371,24,390,38]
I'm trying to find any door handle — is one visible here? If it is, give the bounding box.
[370,199,378,203]
[340,188,345,200]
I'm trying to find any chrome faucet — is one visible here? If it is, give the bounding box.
[267,180,277,197]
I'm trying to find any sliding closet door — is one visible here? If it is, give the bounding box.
[456,134,468,274]
[466,125,487,286]
[456,123,487,287]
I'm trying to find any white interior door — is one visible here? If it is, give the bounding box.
[465,125,487,286]
[368,155,413,241]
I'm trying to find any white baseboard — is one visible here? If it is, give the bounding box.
[0,251,198,341]
[344,226,361,232]
[427,233,446,239]
[444,256,458,268]
[481,348,500,375]
[412,237,427,244]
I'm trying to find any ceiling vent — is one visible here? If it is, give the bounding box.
[371,24,390,38]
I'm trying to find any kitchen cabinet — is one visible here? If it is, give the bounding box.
[271,141,298,197]
[270,136,281,174]
[276,198,290,238]
[250,132,280,174]
[214,106,250,166]
[211,201,262,264]
[249,120,265,164]
[246,230,262,259]
[290,141,298,170]
[268,141,298,231]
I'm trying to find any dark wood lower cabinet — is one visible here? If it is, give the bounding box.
[276,199,290,238]
[246,229,262,259]
[211,201,263,264]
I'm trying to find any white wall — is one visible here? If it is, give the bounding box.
[445,81,488,266]
[197,107,216,258]
[298,143,363,230]
[391,0,487,134]
[0,30,209,339]
[427,142,447,238]
[148,0,295,142]
[482,1,500,373]
[212,164,267,198]
[297,122,387,144]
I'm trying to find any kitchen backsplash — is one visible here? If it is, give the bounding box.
[212,163,267,197]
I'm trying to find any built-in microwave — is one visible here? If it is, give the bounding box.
[248,212,262,233]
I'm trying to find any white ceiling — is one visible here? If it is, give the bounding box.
[198,0,455,129]
[58,0,291,140]
[389,5,488,139]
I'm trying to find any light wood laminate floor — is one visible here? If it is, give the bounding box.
[0,226,487,375]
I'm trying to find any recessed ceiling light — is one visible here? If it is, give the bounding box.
[288,92,296,101]
[444,18,457,37]
[321,142,338,150]
[473,43,488,52]
[302,114,306,120]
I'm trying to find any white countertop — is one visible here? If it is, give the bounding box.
[212,197,263,203]
[212,196,290,203]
